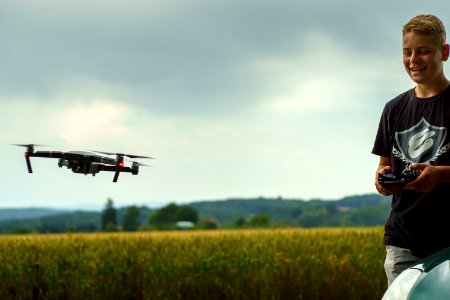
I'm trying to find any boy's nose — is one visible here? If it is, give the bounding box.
[410,52,420,63]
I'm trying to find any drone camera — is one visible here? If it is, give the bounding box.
[88,163,102,175]
[71,163,82,173]
[58,158,68,168]
[131,162,139,175]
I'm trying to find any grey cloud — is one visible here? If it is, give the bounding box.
[2,0,450,114]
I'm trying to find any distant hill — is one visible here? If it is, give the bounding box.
[0,194,391,233]
[0,206,154,234]
[189,194,391,227]
[0,208,69,221]
[188,197,307,222]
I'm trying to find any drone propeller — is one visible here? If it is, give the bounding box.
[12,143,47,152]
[12,144,47,147]
[90,150,154,160]
[130,161,151,167]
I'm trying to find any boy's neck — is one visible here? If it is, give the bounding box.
[415,77,450,98]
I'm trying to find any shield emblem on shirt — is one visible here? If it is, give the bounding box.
[395,118,447,163]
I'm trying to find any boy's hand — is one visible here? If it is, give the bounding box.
[375,166,402,196]
[404,164,441,192]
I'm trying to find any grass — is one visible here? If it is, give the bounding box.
[0,228,387,299]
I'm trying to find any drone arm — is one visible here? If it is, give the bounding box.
[24,153,33,173]
[33,151,64,158]
[113,170,121,183]
[23,151,63,173]
[99,165,133,182]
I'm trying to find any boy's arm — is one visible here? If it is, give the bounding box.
[405,164,450,192]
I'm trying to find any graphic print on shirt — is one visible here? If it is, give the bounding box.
[393,117,450,163]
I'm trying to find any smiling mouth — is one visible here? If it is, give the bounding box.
[410,67,426,72]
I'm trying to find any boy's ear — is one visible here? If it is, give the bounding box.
[442,44,450,61]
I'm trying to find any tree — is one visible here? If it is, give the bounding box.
[297,204,329,227]
[149,203,199,229]
[123,205,141,231]
[249,214,271,227]
[200,217,220,229]
[149,203,179,226]
[101,198,117,231]
[177,205,199,223]
[234,216,247,227]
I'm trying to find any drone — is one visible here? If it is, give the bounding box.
[13,144,153,182]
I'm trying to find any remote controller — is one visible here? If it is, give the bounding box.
[378,169,421,188]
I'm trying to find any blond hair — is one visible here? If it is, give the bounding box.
[403,15,446,46]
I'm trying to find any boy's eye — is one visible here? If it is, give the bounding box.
[403,49,432,56]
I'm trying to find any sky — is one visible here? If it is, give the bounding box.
[2,0,450,210]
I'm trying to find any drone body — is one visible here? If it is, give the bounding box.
[15,144,152,182]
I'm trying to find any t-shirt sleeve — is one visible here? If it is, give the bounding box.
[372,105,392,157]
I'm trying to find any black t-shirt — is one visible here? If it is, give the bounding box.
[373,86,450,258]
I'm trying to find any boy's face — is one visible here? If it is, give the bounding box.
[402,31,449,85]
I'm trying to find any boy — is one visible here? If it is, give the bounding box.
[372,14,450,286]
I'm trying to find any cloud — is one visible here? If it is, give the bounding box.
[252,31,413,114]
[1,0,428,117]
[50,100,131,145]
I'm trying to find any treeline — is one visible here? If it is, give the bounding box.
[0,194,391,234]
[0,199,203,234]
[190,194,391,227]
